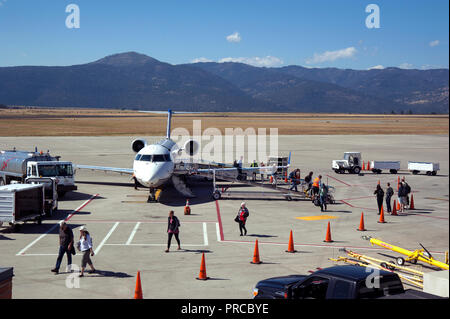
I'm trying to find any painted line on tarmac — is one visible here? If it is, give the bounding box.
[71,219,217,224]
[326,175,352,187]
[339,200,377,211]
[104,244,205,247]
[16,194,99,256]
[215,200,225,242]
[203,222,209,246]
[216,223,222,242]
[126,222,141,245]
[94,222,119,255]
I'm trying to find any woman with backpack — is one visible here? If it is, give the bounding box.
[236,202,249,236]
[374,184,385,215]
[165,210,181,252]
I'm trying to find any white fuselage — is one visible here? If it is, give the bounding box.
[133,143,175,188]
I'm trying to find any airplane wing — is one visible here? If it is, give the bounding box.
[75,165,134,175]
[194,165,289,175]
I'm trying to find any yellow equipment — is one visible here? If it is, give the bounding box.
[362,236,449,270]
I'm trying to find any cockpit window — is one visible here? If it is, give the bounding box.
[138,154,171,162]
[140,155,152,161]
[135,154,142,161]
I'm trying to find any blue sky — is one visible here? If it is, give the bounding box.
[0,0,448,69]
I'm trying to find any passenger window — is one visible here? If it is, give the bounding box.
[331,280,351,299]
[31,165,37,176]
[295,277,329,299]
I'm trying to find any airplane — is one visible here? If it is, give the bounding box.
[76,109,289,202]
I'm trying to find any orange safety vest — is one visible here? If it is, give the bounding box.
[312,177,320,187]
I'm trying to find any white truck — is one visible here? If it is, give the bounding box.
[369,161,401,174]
[0,184,45,230]
[332,152,362,174]
[408,162,440,176]
[0,149,77,197]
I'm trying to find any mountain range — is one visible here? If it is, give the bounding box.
[0,52,448,113]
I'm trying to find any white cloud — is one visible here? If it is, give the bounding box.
[218,56,283,67]
[226,32,241,43]
[429,40,440,47]
[368,65,384,70]
[191,57,213,63]
[306,47,357,65]
[399,63,414,69]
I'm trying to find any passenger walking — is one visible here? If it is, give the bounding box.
[165,211,181,252]
[51,221,74,274]
[289,169,301,192]
[237,202,249,236]
[385,182,394,213]
[398,182,407,213]
[319,184,329,212]
[402,178,412,209]
[78,226,95,277]
[374,184,385,215]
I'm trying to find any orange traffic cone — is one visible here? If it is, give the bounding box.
[196,253,209,280]
[367,161,371,171]
[409,194,415,209]
[323,222,333,243]
[362,161,366,171]
[357,212,366,231]
[184,199,191,215]
[391,200,398,215]
[250,239,262,264]
[397,176,400,191]
[269,175,274,184]
[397,200,401,211]
[285,230,297,253]
[378,205,386,223]
[134,271,143,299]
[377,180,380,185]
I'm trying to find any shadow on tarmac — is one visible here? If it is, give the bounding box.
[87,270,133,278]
[60,191,106,202]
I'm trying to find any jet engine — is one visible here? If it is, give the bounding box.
[131,139,147,153]
[183,139,199,156]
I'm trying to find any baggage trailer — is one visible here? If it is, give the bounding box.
[408,162,440,176]
[369,161,401,174]
[25,177,58,217]
[0,184,45,230]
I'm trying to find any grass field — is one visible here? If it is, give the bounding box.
[1,107,448,136]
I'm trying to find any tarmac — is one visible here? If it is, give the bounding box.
[0,134,448,299]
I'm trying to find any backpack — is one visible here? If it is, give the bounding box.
[405,183,411,194]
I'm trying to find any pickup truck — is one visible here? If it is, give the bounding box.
[253,265,442,299]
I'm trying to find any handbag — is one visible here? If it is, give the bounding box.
[234,215,240,223]
[70,244,76,255]
[76,241,81,252]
